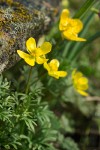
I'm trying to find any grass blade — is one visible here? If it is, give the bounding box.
[74,0,96,19]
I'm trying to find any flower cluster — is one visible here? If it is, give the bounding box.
[17,9,89,96]
[17,37,67,79]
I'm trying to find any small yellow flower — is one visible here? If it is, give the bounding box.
[59,9,86,41]
[44,59,67,79]
[72,69,89,96]
[17,37,52,66]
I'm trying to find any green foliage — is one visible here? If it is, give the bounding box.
[58,134,79,150]
[0,75,57,150]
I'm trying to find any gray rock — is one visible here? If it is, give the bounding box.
[0,0,60,73]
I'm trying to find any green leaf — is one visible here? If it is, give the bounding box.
[62,137,80,150]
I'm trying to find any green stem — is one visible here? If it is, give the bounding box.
[62,41,73,57]
[25,66,33,94]
[91,8,99,14]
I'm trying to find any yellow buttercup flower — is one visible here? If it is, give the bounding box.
[72,69,89,96]
[17,37,52,66]
[44,59,67,79]
[59,9,86,41]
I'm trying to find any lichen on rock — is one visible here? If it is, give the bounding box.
[0,0,59,73]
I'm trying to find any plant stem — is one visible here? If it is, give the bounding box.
[25,66,33,94]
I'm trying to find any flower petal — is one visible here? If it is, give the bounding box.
[62,30,86,41]
[78,84,89,91]
[49,59,59,71]
[78,77,88,84]
[70,19,83,33]
[41,42,52,54]
[72,70,83,80]
[61,9,70,19]
[36,55,48,64]
[44,62,50,72]
[55,71,67,77]
[17,50,35,66]
[48,71,60,79]
[48,71,67,79]
[26,37,36,53]
[35,42,52,56]
[77,89,88,96]
[59,9,70,31]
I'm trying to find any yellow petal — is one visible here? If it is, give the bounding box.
[59,18,70,31]
[35,42,52,56]
[70,19,83,33]
[59,9,70,31]
[17,50,29,59]
[61,9,70,19]
[26,37,36,53]
[72,69,77,79]
[41,42,52,54]
[49,59,59,71]
[72,71,83,80]
[56,71,67,77]
[78,84,89,91]
[78,77,88,85]
[17,50,35,66]
[36,55,48,64]
[44,62,50,72]
[48,71,60,79]
[62,30,86,41]
[77,89,88,96]
[48,71,67,79]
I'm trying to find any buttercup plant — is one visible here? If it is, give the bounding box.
[17,37,67,93]
[2,0,100,149]
[17,37,67,79]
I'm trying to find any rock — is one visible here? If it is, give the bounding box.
[0,0,60,73]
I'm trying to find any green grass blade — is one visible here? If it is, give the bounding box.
[74,0,96,19]
[70,31,100,61]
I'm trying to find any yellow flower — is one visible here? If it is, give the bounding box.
[17,37,52,66]
[59,9,86,41]
[72,69,89,96]
[44,59,67,79]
